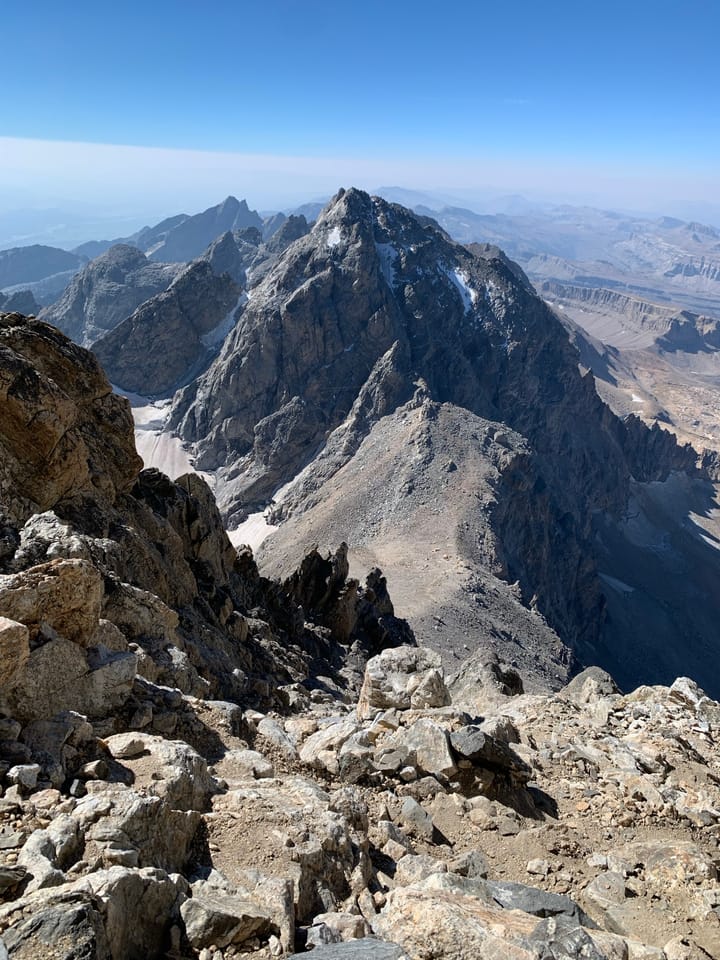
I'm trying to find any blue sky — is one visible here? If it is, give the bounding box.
[2,0,719,222]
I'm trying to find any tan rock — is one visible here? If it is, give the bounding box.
[0,616,29,695]
[0,313,141,524]
[373,881,621,960]
[664,935,714,959]
[7,636,136,723]
[0,558,103,646]
[358,646,450,720]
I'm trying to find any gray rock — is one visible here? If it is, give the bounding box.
[1,896,111,959]
[308,911,371,946]
[584,871,629,908]
[80,866,179,958]
[93,260,241,394]
[257,716,299,759]
[288,940,408,959]
[448,849,488,879]
[373,748,410,774]
[488,880,592,925]
[6,763,40,790]
[38,244,180,346]
[397,797,434,840]
[395,718,457,781]
[180,888,274,950]
[527,915,606,960]
[562,666,621,704]
[81,789,201,875]
[449,725,531,782]
[202,230,248,284]
[306,921,342,948]
[147,196,262,263]
[0,865,27,893]
[394,854,447,886]
[103,733,214,811]
[0,245,84,289]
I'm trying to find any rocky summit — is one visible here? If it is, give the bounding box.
[162,188,720,696]
[2,306,720,960]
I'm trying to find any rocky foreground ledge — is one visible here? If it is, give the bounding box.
[0,311,719,959]
[0,645,719,960]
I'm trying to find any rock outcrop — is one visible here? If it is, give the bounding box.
[38,245,181,347]
[1,309,719,959]
[0,311,415,954]
[0,313,141,524]
[3,612,720,958]
[0,291,40,316]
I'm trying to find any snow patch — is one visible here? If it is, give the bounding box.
[599,573,636,594]
[118,389,215,486]
[444,267,478,314]
[228,512,278,553]
[631,393,644,403]
[327,226,343,248]
[698,532,720,552]
[200,293,244,348]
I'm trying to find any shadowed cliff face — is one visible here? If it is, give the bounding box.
[92,260,242,395]
[167,189,703,683]
[0,313,142,526]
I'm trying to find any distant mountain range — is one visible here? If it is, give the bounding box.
[4,187,720,465]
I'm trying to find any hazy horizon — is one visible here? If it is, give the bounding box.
[2,135,720,250]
